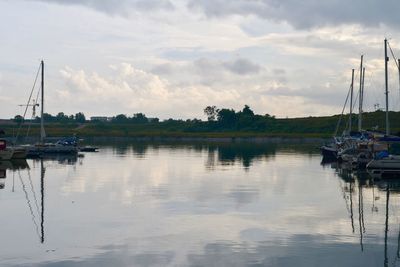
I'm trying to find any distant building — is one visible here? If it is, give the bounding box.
[90,116,110,122]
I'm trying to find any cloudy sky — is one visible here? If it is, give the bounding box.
[1,0,400,120]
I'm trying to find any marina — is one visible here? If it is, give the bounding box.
[1,142,400,266]
[2,1,400,265]
[321,39,400,175]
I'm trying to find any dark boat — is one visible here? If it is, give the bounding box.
[321,144,337,160]
[79,146,99,152]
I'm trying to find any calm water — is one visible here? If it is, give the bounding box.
[0,142,399,267]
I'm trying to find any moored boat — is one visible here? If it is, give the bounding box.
[23,61,78,158]
[0,139,14,160]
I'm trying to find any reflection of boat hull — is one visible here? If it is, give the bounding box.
[0,159,29,170]
[27,144,78,158]
[368,169,400,179]
[0,159,29,181]
[79,146,98,152]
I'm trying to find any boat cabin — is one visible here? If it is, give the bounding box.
[0,140,6,150]
[0,129,6,151]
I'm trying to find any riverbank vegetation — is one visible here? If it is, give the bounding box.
[2,106,400,138]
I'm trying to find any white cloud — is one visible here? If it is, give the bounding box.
[57,64,244,119]
[2,0,400,119]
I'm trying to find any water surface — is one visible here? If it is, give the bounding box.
[0,142,398,266]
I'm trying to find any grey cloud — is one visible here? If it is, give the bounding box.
[188,0,400,29]
[262,85,350,107]
[25,0,174,15]
[194,58,262,76]
[273,69,286,75]
[223,58,261,75]
[151,58,263,86]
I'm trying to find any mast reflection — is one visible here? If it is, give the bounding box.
[40,159,45,243]
[332,162,400,266]
[1,154,80,244]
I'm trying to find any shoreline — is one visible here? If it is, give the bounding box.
[84,136,328,143]
[6,135,328,144]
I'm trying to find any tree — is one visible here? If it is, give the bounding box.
[75,112,86,123]
[217,108,237,128]
[242,105,254,116]
[204,106,219,121]
[43,113,55,122]
[56,112,69,122]
[131,113,148,124]
[113,114,129,123]
[13,115,24,124]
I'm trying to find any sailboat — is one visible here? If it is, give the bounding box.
[335,57,374,165]
[321,69,357,161]
[26,61,78,157]
[367,39,400,170]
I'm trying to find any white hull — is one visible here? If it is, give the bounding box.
[367,156,400,169]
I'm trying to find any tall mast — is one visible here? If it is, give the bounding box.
[40,60,46,143]
[361,67,365,123]
[384,39,390,135]
[358,55,364,132]
[349,69,355,132]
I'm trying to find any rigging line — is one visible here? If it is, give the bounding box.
[387,41,399,69]
[342,71,360,134]
[25,86,42,138]
[14,63,41,143]
[345,89,361,132]
[27,169,41,217]
[26,77,44,138]
[365,68,381,111]
[18,170,41,240]
[389,41,400,111]
[334,83,351,136]
[387,41,400,111]
[338,179,351,213]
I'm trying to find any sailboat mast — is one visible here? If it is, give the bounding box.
[40,60,46,143]
[361,67,365,121]
[384,39,390,135]
[358,55,364,132]
[349,69,355,132]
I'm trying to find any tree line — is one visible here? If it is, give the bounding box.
[12,105,276,131]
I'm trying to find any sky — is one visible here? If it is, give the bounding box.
[1,0,400,120]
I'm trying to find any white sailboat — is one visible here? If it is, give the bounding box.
[367,39,400,170]
[27,61,78,157]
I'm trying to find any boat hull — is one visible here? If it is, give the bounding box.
[0,149,14,161]
[321,146,337,160]
[367,158,400,169]
[11,148,28,159]
[27,144,78,158]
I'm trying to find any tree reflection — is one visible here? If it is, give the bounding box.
[124,142,318,169]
